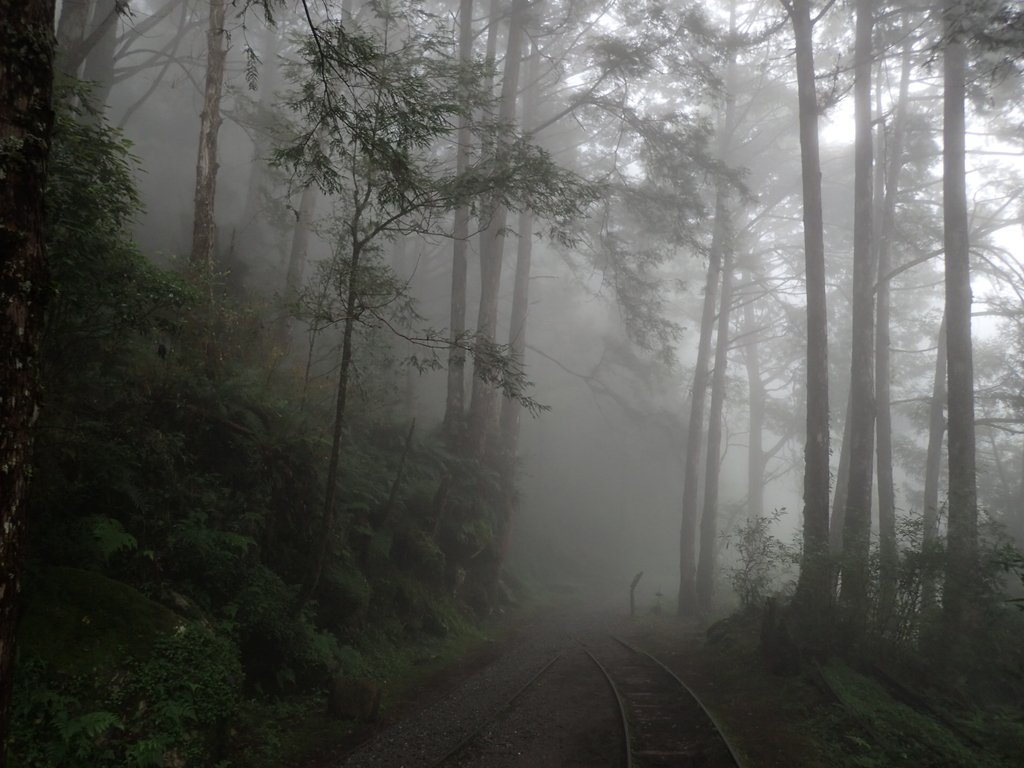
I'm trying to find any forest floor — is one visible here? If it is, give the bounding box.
[295,595,1023,768]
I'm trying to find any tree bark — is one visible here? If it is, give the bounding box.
[190,0,227,289]
[942,0,978,635]
[0,0,57,753]
[839,0,875,630]
[444,0,474,439]
[788,0,832,634]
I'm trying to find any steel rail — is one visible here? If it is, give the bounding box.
[581,644,634,768]
[427,653,563,767]
[611,634,747,768]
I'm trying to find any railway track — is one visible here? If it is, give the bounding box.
[427,653,565,767]
[582,635,744,768]
[424,628,744,768]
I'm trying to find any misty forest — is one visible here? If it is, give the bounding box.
[2,0,1024,766]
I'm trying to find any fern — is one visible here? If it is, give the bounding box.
[89,516,138,563]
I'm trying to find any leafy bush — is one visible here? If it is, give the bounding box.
[10,625,240,768]
[725,508,798,610]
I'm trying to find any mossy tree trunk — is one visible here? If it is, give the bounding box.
[0,0,57,755]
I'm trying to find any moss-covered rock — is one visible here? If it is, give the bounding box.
[18,566,180,673]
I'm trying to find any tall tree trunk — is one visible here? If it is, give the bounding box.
[0,0,57,752]
[942,0,978,635]
[921,314,946,610]
[80,0,119,109]
[839,0,875,630]
[677,193,723,616]
[697,228,734,612]
[444,0,474,439]
[190,0,227,289]
[56,0,91,76]
[694,5,738,615]
[391,235,417,420]
[467,0,527,458]
[742,283,765,521]
[789,0,832,634]
[296,225,365,609]
[829,391,853,554]
[238,22,280,256]
[875,40,912,625]
[278,185,318,346]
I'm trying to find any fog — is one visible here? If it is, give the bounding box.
[55,0,1024,614]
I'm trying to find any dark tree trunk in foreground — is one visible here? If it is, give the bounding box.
[444,0,474,439]
[788,0,832,633]
[942,1,978,635]
[190,0,227,286]
[839,0,875,631]
[0,0,57,755]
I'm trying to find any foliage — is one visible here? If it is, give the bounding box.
[44,81,192,376]
[817,662,1014,768]
[10,625,240,768]
[724,508,798,609]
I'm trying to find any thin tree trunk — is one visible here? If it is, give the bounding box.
[56,0,92,76]
[697,228,734,612]
[80,0,118,109]
[875,39,912,623]
[444,0,474,439]
[921,314,946,610]
[497,36,540,464]
[677,197,723,616]
[190,0,228,289]
[239,22,280,244]
[0,0,57,750]
[742,284,765,521]
[278,185,318,346]
[296,227,365,609]
[839,0,876,630]
[942,0,978,635]
[829,391,853,555]
[467,0,528,458]
[789,0,832,635]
